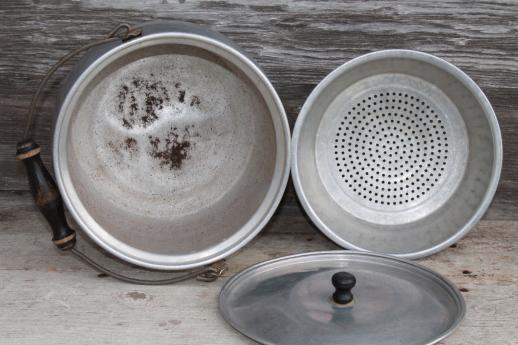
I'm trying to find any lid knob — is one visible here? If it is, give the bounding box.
[332,271,356,305]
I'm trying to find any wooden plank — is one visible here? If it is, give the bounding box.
[0,1,517,343]
[0,191,516,344]
[0,0,517,219]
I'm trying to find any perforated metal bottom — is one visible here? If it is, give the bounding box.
[316,73,468,225]
[333,88,449,207]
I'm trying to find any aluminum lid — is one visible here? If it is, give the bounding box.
[219,251,465,345]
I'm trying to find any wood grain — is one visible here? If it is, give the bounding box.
[0,1,517,344]
[0,192,517,344]
[0,0,517,218]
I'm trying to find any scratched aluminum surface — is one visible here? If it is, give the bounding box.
[292,50,502,259]
[52,27,290,269]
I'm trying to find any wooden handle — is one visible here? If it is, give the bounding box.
[16,139,76,250]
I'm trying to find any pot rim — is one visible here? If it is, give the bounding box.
[53,31,291,270]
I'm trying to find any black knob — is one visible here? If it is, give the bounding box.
[332,271,356,305]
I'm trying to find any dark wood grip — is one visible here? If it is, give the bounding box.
[16,139,76,250]
[332,271,356,305]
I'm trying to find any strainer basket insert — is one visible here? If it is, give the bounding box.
[292,50,502,258]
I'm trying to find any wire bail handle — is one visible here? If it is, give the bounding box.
[22,23,143,140]
[17,23,227,285]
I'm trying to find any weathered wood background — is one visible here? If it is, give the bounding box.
[0,1,516,344]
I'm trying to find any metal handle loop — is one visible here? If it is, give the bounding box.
[22,23,142,140]
[72,248,226,285]
[18,23,227,285]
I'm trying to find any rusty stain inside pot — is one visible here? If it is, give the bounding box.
[148,125,198,170]
[108,137,138,156]
[117,76,202,130]
[190,95,201,107]
[178,90,186,103]
[124,137,137,151]
[112,74,206,170]
[117,76,172,128]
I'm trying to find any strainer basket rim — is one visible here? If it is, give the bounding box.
[291,49,502,259]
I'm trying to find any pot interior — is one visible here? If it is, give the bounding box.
[59,39,279,265]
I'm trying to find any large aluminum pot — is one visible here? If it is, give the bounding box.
[52,22,290,269]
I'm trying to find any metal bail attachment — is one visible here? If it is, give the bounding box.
[197,260,228,282]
